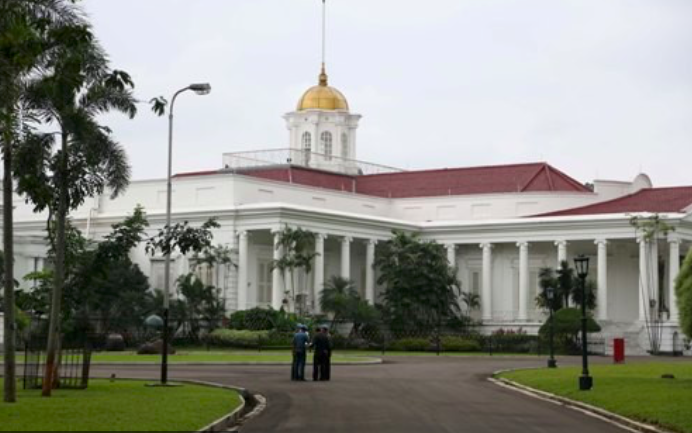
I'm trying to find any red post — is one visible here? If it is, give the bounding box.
[613,338,625,363]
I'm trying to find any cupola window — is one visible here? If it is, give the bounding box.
[302,132,312,164]
[321,131,333,161]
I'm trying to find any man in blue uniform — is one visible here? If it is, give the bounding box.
[292,324,309,381]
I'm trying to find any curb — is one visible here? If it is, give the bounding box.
[189,380,249,433]
[489,369,673,433]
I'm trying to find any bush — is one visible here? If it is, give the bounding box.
[388,337,430,352]
[206,329,268,348]
[440,336,481,352]
[539,308,601,354]
[228,308,278,330]
[105,333,126,352]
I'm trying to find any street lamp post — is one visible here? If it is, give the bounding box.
[161,83,211,385]
[574,254,592,391]
[546,286,557,369]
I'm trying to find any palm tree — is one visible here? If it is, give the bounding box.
[0,0,84,403]
[270,226,317,314]
[17,22,137,397]
[320,276,358,327]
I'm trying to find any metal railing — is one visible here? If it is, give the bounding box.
[222,148,404,176]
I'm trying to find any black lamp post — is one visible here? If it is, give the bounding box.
[574,254,592,391]
[546,286,557,368]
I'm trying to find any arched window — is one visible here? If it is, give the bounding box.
[321,131,333,161]
[341,133,349,159]
[302,131,311,164]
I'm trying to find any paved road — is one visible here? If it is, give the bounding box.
[93,356,626,433]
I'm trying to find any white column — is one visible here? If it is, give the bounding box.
[555,240,568,267]
[652,239,660,317]
[340,236,352,279]
[237,231,249,311]
[595,239,608,321]
[669,235,681,322]
[271,231,284,310]
[446,243,456,267]
[314,233,326,313]
[480,243,493,322]
[365,239,377,304]
[517,242,530,321]
[638,237,649,321]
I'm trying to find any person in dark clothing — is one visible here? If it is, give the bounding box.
[292,325,309,381]
[312,325,332,381]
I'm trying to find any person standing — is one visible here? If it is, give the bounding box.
[312,325,332,381]
[292,324,309,381]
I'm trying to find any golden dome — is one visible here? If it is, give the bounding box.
[297,65,349,111]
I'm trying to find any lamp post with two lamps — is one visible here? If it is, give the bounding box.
[574,254,593,391]
[160,83,211,386]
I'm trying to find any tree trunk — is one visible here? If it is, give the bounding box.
[3,120,17,403]
[42,132,68,397]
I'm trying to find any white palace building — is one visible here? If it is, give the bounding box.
[4,64,692,355]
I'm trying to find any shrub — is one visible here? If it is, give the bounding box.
[105,333,126,352]
[388,337,430,352]
[539,308,601,354]
[205,329,268,348]
[228,308,278,330]
[440,336,481,352]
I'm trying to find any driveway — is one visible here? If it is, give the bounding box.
[93,356,626,433]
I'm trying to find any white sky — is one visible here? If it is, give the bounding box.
[83,0,692,186]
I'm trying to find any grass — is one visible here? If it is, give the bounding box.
[0,378,242,432]
[499,362,692,433]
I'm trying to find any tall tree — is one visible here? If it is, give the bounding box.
[16,19,137,396]
[675,249,692,340]
[375,230,461,332]
[0,0,84,403]
[270,226,317,314]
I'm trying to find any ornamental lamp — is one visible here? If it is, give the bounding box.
[574,255,590,279]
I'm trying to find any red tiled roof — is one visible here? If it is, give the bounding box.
[173,162,591,198]
[536,186,692,217]
[355,163,590,198]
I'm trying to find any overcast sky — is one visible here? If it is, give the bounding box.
[82,0,692,187]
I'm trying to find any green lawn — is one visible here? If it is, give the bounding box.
[86,350,380,364]
[499,362,692,433]
[0,379,242,431]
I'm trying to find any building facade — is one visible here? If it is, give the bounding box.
[4,65,692,355]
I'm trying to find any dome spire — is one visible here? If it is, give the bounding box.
[319,63,328,86]
[319,0,328,87]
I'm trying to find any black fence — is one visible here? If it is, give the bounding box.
[23,333,92,390]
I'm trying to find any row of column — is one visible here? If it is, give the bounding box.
[263,231,378,311]
[243,230,684,321]
[444,236,683,324]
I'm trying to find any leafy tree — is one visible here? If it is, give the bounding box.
[0,0,85,403]
[174,273,225,340]
[145,218,220,257]
[145,217,222,339]
[270,226,317,314]
[539,308,601,353]
[676,249,692,340]
[13,16,141,395]
[375,230,462,332]
[319,276,379,333]
[189,244,236,305]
